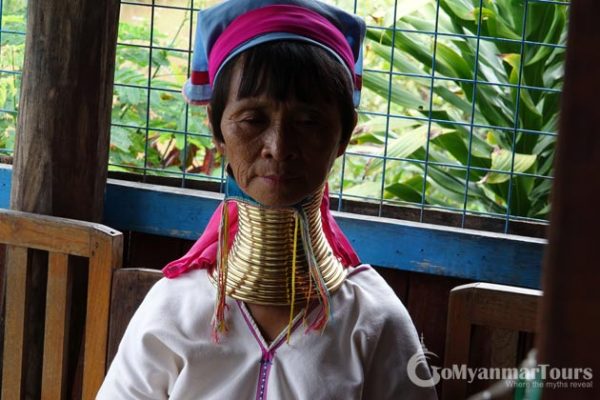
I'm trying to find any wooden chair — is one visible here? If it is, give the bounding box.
[0,209,123,399]
[442,282,542,400]
[106,268,162,366]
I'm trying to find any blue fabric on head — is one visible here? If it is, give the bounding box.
[184,0,366,107]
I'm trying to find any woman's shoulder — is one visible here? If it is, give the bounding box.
[343,264,403,305]
[336,264,413,327]
[147,268,213,298]
[132,268,215,326]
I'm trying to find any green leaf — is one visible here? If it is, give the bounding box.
[482,149,537,184]
[435,42,473,80]
[480,8,521,40]
[368,41,423,76]
[364,126,429,176]
[344,181,382,198]
[395,0,434,20]
[110,126,134,152]
[431,130,491,173]
[362,72,427,109]
[433,86,472,116]
[386,182,425,204]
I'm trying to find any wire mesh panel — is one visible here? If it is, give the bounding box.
[0,0,570,232]
[0,0,26,163]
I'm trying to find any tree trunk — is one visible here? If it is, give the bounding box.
[8,0,120,397]
[537,0,600,398]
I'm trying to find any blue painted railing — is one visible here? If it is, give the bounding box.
[0,165,546,288]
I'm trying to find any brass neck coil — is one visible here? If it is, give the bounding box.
[209,189,346,305]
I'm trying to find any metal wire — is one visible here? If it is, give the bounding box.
[335,0,360,212]
[357,109,559,138]
[366,24,567,49]
[0,0,569,232]
[460,0,485,228]
[419,0,442,222]
[363,68,563,95]
[181,0,194,187]
[341,151,554,181]
[378,0,400,217]
[504,0,532,233]
[141,0,156,183]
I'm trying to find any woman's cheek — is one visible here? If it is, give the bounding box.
[230,161,252,188]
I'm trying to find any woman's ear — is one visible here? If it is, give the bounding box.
[336,110,357,157]
[207,104,226,155]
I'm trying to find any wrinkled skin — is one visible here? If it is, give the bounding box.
[209,62,357,207]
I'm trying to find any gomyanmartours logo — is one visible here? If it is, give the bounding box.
[406,335,594,390]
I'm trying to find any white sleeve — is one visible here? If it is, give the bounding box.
[96,282,183,399]
[360,284,438,399]
[357,271,437,400]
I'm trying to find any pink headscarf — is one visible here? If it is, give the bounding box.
[162,185,360,278]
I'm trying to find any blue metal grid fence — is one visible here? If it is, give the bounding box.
[0,0,570,233]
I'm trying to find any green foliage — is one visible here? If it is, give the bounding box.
[110,9,219,178]
[0,0,26,156]
[352,0,566,219]
[0,0,566,221]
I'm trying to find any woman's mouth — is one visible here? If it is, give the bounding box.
[261,174,300,184]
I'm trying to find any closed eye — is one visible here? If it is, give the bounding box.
[238,112,268,126]
[295,112,324,126]
[242,117,267,124]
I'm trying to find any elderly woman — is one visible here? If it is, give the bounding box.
[99,0,437,399]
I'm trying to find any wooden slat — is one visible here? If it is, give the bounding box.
[1,246,28,400]
[0,210,123,398]
[41,252,71,400]
[469,285,540,332]
[106,268,162,366]
[81,232,123,400]
[0,209,117,257]
[442,283,542,400]
[442,285,473,400]
[407,273,467,367]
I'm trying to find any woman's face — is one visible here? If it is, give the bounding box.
[211,63,354,207]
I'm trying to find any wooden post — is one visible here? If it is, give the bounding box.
[537,0,600,398]
[8,0,120,397]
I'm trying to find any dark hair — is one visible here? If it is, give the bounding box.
[209,41,355,144]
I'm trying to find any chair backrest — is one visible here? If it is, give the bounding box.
[442,282,542,400]
[106,268,163,366]
[0,209,122,400]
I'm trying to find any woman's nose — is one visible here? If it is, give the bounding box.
[260,122,299,161]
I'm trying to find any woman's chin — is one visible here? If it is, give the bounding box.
[249,189,306,208]
[253,193,305,208]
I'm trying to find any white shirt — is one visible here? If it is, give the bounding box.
[98,265,438,399]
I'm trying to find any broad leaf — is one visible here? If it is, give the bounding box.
[481,149,537,184]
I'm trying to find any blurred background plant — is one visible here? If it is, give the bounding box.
[0,0,567,222]
[0,0,26,161]
[341,0,566,220]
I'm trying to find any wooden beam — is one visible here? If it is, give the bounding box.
[100,178,545,288]
[0,166,546,287]
[0,208,117,257]
[537,0,600,398]
[7,0,120,396]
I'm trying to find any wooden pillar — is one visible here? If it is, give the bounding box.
[537,0,600,398]
[8,0,120,397]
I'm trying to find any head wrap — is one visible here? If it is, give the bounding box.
[182,0,366,107]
